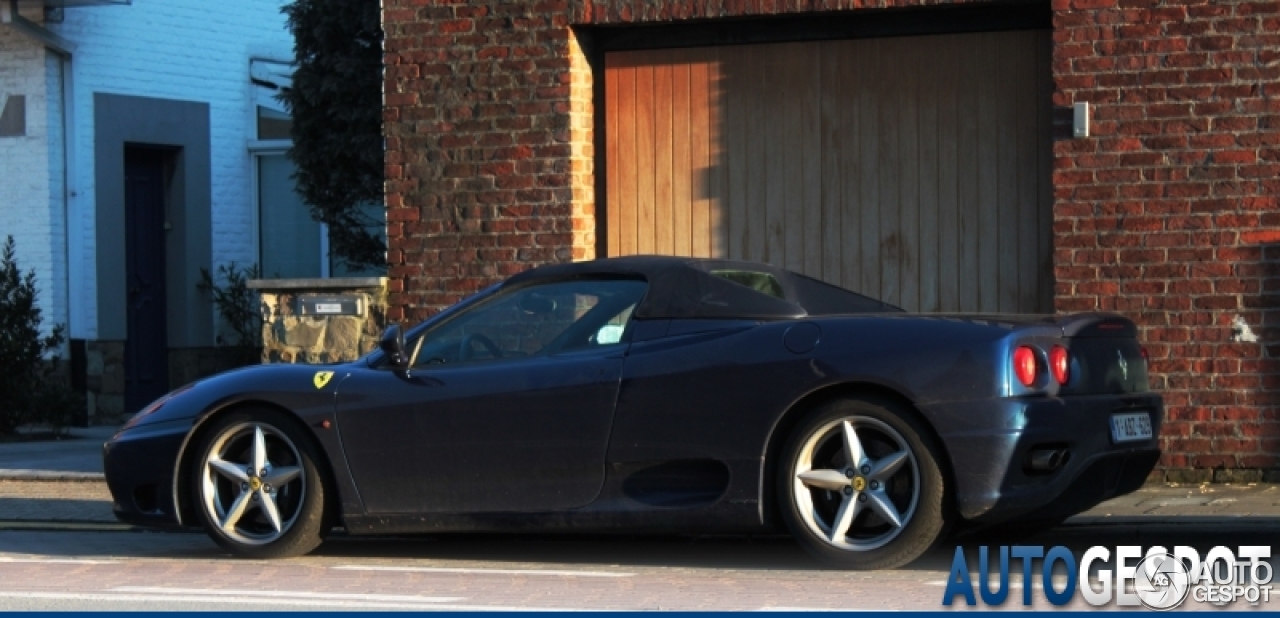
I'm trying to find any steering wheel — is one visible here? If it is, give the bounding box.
[459,333,504,362]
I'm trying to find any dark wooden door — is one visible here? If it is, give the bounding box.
[124,147,170,413]
[605,30,1054,313]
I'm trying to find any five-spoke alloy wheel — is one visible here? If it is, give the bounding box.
[778,397,948,569]
[191,409,328,558]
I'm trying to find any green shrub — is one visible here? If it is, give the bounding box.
[0,236,81,435]
[199,263,263,365]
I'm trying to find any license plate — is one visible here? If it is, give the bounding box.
[1110,412,1153,443]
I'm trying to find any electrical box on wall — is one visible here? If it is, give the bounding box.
[1073,102,1089,138]
[297,295,365,317]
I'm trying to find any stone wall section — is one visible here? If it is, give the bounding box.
[252,280,389,365]
[84,340,123,422]
[383,0,1280,479]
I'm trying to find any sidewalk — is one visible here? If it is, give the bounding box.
[0,425,116,481]
[0,429,1275,526]
[0,426,118,524]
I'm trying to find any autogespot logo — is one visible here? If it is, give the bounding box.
[942,545,1273,609]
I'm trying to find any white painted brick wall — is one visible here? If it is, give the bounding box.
[44,53,67,340]
[0,25,59,338]
[50,0,294,339]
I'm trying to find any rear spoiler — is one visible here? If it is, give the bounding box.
[1057,313,1138,339]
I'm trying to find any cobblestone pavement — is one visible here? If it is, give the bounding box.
[0,481,1275,610]
[0,481,115,522]
[2,479,1277,525]
[0,523,1275,611]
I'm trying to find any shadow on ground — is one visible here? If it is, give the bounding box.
[0,515,1276,573]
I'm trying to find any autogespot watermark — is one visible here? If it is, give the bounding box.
[942,545,1273,609]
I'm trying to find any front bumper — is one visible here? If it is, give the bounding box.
[102,419,193,528]
[920,392,1163,523]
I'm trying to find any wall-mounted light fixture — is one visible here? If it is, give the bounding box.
[1073,102,1089,138]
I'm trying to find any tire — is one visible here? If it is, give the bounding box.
[190,408,329,558]
[777,396,949,570]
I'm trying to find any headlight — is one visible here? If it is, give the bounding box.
[121,383,196,430]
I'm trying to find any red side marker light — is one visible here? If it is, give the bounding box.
[1014,346,1038,387]
[1050,345,1070,385]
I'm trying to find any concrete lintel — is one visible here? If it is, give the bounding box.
[247,277,387,291]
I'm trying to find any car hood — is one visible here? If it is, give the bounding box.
[124,361,361,429]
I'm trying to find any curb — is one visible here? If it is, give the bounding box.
[0,520,136,532]
[0,470,105,482]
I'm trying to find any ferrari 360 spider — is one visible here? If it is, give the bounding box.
[104,256,1161,569]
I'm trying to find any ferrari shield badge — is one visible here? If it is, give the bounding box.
[313,371,335,390]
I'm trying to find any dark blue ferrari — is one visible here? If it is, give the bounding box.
[103,256,1161,569]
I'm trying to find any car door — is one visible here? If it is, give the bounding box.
[334,278,647,514]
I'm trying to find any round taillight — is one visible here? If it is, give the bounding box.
[1014,346,1038,387]
[1141,347,1149,367]
[1050,345,1069,385]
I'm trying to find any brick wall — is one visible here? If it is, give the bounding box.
[382,0,1280,479]
[1050,0,1279,480]
[382,1,596,322]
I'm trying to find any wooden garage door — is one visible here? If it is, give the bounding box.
[604,30,1053,313]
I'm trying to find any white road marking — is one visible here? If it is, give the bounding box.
[0,591,587,611]
[0,557,119,565]
[332,564,635,578]
[113,586,463,603]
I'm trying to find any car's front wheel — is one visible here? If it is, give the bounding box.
[191,408,328,558]
[778,397,949,569]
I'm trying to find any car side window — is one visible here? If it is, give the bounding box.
[710,269,786,299]
[407,279,647,367]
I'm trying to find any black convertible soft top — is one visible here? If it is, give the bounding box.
[503,255,902,320]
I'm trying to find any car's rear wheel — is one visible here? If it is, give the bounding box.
[778,397,948,569]
[191,408,328,558]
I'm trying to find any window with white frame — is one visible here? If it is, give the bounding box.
[250,59,385,278]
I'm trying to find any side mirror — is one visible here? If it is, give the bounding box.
[379,324,408,369]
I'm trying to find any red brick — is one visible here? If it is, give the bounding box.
[1241,230,1280,244]
[384,0,1280,476]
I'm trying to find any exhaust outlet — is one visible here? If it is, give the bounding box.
[1028,448,1069,472]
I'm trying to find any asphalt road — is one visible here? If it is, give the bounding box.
[0,522,1276,611]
